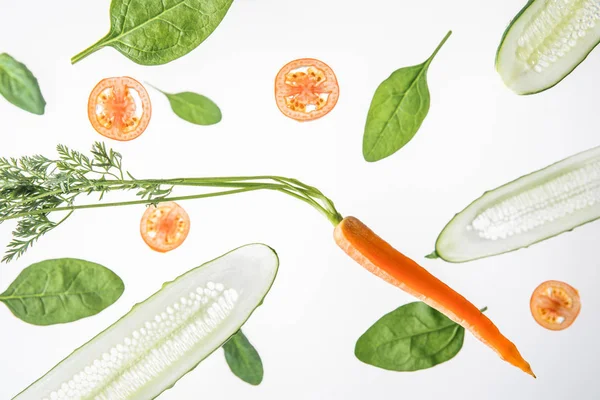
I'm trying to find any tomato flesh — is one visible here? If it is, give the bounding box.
[275,58,339,121]
[88,77,151,141]
[140,202,190,253]
[530,280,581,331]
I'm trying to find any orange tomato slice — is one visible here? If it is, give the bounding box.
[88,77,152,141]
[530,280,581,331]
[140,202,190,253]
[274,58,339,121]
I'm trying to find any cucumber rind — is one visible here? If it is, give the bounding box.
[496,0,600,95]
[13,243,279,399]
[434,146,600,262]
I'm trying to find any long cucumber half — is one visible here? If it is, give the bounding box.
[434,146,600,262]
[496,0,600,94]
[13,244,279,400]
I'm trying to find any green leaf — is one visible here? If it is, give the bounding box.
[355,301,464,371]
[425,250,439,259]
[362,31,452,162]
[223,330,264,385]
[0,258,124,325]
[71,0,234,65]
[149,84,222,125]
[0,53,46,115]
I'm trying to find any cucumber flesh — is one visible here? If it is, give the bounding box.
[496,0,600,94]
[13,244,279,400]
[435,146,600,262]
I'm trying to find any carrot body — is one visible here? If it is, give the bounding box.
[334,216,534,377]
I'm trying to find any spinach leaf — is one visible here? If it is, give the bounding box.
[149,84,222,125]
[355,301,464,371]
[0,258,124,325]
[362,31,452,162]
[223,330,264,385]
[71,0,234,65]
[0,53,46,115]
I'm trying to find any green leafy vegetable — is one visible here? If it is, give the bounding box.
[71,0,234,65]
[223,330,264,385]
[0,53,46,115]
[0,258,124,325]
[149,83,222,125]
[362,31,452,162]
[355,301,465,371]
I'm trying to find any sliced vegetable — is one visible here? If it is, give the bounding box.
[88,77,152,141]
[363,31,451,162]
[13,244,279,399]
[223,330,264,385]
[140,201,191,253]
[496,0,600,94]
[274,58,339,121]
[530,280,581,331]
[71,0,234,65]
[432,145,600,262]
[0,258,124,325]
[355,302,465,371]
[335,216,534,376]
[0,53,45,115]
[0,143,532,376]
[148,83,222,126]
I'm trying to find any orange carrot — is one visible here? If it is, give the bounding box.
[334,216,534,377]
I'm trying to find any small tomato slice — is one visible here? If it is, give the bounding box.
[274,58,339,121]
[140,202,190,253]
[530,280,581,331]
[88,77,152,141]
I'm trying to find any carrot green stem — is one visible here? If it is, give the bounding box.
[0,143,344,261]
[0,178,343,226]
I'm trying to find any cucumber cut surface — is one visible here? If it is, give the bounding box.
[496,0,600,94]
[435,146,600,262]
[13,244,279,400]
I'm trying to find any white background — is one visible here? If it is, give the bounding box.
[1,0,599,399]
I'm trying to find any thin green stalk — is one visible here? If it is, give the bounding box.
[425,30,452,67]
[0,188,266,222]
[0,142,346,262]
[0,183,343,226]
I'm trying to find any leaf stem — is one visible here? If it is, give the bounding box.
[71,35,110,64]
[426,30,452,66]
[144,82,167,95]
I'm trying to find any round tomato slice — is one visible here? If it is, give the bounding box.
[140,202,190,253]
[274,58,339,121]
[88,77,152,141]
[530,280,581,331]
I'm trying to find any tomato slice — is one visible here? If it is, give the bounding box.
[140,202,190,253]
[274,58,339,121]
[88,77,152,141]
[530,280,581,331]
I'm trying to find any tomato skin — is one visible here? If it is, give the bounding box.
[530,280,581,331]
[140,202,190,253]
[274,58,339,122]
[88,76,152,141]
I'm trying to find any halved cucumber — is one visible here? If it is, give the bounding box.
[13,244,279,400]
[434,146,600,262]
[496,0,600,94]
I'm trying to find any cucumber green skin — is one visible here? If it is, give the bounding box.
[495,0,600,95]
[13,244,279,399]
[495,0,534,67]
[433,157,600,263]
